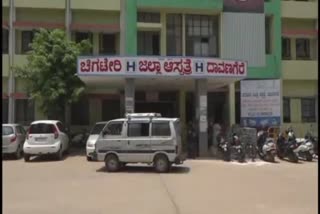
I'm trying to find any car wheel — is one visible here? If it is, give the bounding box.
[56,146,63,161]
[14,145,23,160]
[24,154,31,162]
[105,154,120,172]
[154,154,170,173]
[86,156,93,161]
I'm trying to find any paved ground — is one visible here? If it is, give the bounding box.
[3,150,318,214]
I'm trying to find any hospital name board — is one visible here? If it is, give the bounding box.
[77,56,247,77]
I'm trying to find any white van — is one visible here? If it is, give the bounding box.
[92,113,186,172]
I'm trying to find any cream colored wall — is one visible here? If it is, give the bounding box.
[282,80,318,137]
[16,8,65,23]
[282,60,318,80]
[72,10,120,25]
[71,0,120,11]
[281,1,318,19]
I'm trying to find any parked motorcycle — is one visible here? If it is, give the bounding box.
[71,129,89,148]
[257,130,276,162]
[231,133,245,163]
[276,129,299,163]
[294,131,316,161]
[217,133,231,161]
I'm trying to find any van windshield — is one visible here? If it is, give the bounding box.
[2,126,14,136]
[90,123,106,135]
[29,124,55,134]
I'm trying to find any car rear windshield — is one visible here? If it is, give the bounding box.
[29,123,56,134]
[2,126,14,135]
[90,123,106,135]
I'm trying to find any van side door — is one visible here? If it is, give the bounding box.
[150,121,174,157]
[125,121,151,162]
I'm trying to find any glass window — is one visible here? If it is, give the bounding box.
[2,99,8,123]
[71,97,89,125]
[138,12,160,23]
[282,37,291,59]
[2,126,14,135]
[90,123,106,135]
[301,98,315,122]
[18,126,26,135]
[127,123,149,137]
[2,29,9,54]
[138,31,160,56]
[185,15,219,57]
[283,97,291,123]
[21,31,35,54]
[296,38,310,59]
[152,122,171,136]
[166,14,182,56]
[15,99,35,126]
[29,123,56,134]
[105,122,123,135]
[99,34,116,54]
[265,16,272,54]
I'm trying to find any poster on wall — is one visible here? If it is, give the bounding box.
[240,79,281,128]
[223,0,264,13]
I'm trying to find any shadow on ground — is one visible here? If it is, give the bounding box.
[96,165,190,174]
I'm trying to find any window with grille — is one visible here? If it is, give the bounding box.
[265,16,272,54]
[21,31,35,54]
[166,14,182,56]
[296,38,310,59]
[75,32,93,54]
[185,15,219,57]
[282,37,291,59]
[301,98,316,122]
[2,29,9,54]
[138,31,160,56]
[99,34,116,54]
[283,97,291,123]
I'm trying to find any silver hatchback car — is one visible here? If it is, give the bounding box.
[2,124,26,159]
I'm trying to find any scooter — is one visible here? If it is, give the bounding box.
[231,133,245,163]
[217,134,231,161]
[276,130,299,163]
[257,130,276,162]
[295,131,316,161]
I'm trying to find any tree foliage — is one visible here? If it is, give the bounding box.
[15,29,91,121]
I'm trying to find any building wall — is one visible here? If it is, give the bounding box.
[281,0,318,136]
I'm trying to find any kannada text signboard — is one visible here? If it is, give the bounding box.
[77,56,247,78]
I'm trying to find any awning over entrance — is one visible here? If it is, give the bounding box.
[77,56,248,90]
[78,75,243,91]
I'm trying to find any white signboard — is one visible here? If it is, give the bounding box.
[240,79,281,127]
[77,56,247,78]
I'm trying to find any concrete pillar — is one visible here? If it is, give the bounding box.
[125,78,135,113]
[160,11,166,56]
[8,0,16,123]
[121,0,136,113]
[65,0,71,40]
[195,79,208,157]
[228,83,235,126]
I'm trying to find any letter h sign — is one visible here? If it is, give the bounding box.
[194,61,205,74]
[126,60,136,73]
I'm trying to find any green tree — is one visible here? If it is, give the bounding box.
[15,28,91,129]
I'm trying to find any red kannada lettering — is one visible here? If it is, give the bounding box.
[80,58,122,72]
[164,59,192,75]
[207,61,245,75]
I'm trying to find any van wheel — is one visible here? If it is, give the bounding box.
[24,154,31,162]
[105,154,120,172]
[154,154,170,173]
